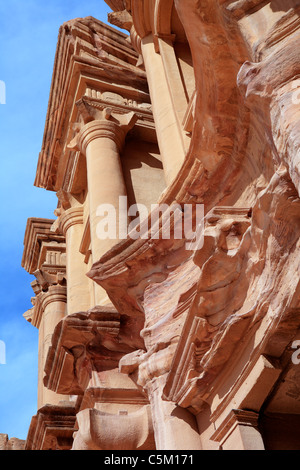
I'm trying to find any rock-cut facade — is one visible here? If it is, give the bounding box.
[16,0,300,450]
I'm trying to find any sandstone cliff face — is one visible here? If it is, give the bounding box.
[20,0,300,450]
[91,0,300,449]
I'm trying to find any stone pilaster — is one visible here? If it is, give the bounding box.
[37,285,67,409]
[58,206,92,315]
[68,102,137,305]
[140,35,186,185]
[211,410,265,450]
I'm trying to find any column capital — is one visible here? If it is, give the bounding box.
[40,284,68,311]
[68,99,137,155]
[27,285,67,329]
[210,409,260,444]
[57,206,84,236]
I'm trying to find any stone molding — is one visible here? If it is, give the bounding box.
[68,104,138,155]
[58,206,84,236]
[22,218,65,275]
[22,218,67,329]
[44,306,137,396]
[25,404,76,451]
[34,17,149,192]
[40,285,67,311]
[210,409,260,444]
[26,285,67,330]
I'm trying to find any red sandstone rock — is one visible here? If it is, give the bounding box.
[14,0,300,451]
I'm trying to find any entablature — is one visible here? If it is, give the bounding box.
[35,16,153,196]
[25,403,76,451]
[22,218,65,275]
[22,218,67,328]
[43,305,142,396]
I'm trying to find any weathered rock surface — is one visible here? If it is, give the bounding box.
[17,0,300,451]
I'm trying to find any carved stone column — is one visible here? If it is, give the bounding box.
[211,410,265,450]
[58,207,92,315]
[37,285,67,408]
[111,5,189,185]
[155,33,190,149]
[141,35,187,185]
[69,102,137,305]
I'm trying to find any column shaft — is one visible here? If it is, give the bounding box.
[141,34,186,184]
[38,286,67,409]
[70,114,136,305]
[59,207,92,315]
[86,136,127,263]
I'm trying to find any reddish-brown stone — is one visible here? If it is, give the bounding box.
[6,0,300,451]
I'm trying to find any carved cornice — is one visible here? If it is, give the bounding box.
[83,88,152,115]
[22,218,65,275]
[22,217,67,328]
[32,269,66,296]
[73,94,155,144]
[25,403,76,451]
[44,306,139,396]
[34,16,149,192]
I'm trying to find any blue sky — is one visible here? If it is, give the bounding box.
[0,0,118,441]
